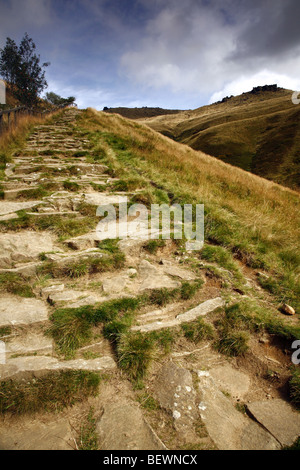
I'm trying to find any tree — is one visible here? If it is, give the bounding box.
[0,38,20,85]
[0,33,50,107]
[15,33,50,106]
[45,92,76,107]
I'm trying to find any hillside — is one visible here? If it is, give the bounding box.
[0,84,21,110]
[0,108,299,450]
[0,84,56,112]
[103,106,181,120]
[140,87,300,190]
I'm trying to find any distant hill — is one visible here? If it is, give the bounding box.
[141,86,300,191]
[103,106,182,120]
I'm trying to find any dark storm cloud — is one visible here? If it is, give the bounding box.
[0,0,299,109]
[228,0,300,59]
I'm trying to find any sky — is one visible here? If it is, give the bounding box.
[0,0,300,110]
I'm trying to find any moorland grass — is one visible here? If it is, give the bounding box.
[75,108,300,312]
[0,370,101,415]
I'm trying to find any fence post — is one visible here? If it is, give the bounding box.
[0,114,3,135]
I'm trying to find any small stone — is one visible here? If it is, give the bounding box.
[281,304,295,316]
[198,370,210,378]
[173,411,181,420]
[41,284,65,296]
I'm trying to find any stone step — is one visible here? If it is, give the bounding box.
[3,187,40,201]
[46,289,102,306]
[247,399,300,448]
[0,296,49,328]
[0,213,19,222]
[0,262,42,277]
[0,231,59,269]
[0,200,44,217]
[24,147,87,153]
[97,397,167,451]
[43,248,106,263]
[26,211,79,217]
[0,355,117,380]
[132,297,225,333]
[0,417,74,450]
[3,332,53,358]
[197,371,281,450]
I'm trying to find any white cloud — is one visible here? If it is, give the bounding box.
[120,0,300,105]
[209,70,300,103]
[46,79,116,110]
[120,4,236,95]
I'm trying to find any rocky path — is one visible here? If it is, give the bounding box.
[0,109,298,450]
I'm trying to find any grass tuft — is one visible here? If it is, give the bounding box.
[181,318,215,343]
[117,331,157,381]
[289,369,300,410]
[0,371,101,415]
[0,273,35,298]
[216,329,250,357]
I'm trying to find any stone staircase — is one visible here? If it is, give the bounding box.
[0,109,299,451]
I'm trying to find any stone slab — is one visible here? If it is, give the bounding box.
[0,201,43,216]
[0,296,49,327]
[97,398,166,450]
[152,362,199,442]
[132,298,225,333]
[176,297,225,322]
[4,333,53,357]
[209,364,251,400]
[0,418,73,450]
[0,232,56,263]
[247,399,300,447]
[197,373,280,450]
[0,355,116,380]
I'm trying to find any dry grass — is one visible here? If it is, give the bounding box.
[141,89,300,190]
[85,108,300,236]
[0,110,62,169]
[77,108,300,310]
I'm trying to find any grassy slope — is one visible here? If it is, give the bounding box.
[140,89,300,190]
[0,106,64,179]
[76,108,300,313]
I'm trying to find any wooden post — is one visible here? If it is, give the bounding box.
[0,114,3,135]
